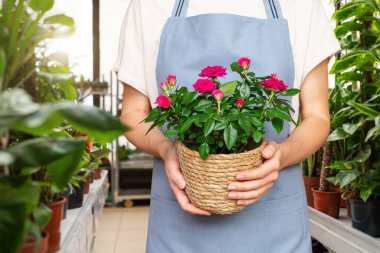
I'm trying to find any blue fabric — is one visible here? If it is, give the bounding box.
[147,0,311,252]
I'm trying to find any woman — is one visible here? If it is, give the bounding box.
[114,0,340,252]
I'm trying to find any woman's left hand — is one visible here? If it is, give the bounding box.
[227,141,282,206]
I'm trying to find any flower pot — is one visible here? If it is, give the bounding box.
[68,181,85,209]
[46,196,66,253]
[350,198,380,237]
[84,174,91,194]
[94,167,102,179]
[60,189,70,220]
[303,176,320,207]
[311,187,341,218]
[329,183,346,208]
[20,231,49,253]
[176,140,266,215]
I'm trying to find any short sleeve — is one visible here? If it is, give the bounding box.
[113,0,148,97]
[301,0,341,82]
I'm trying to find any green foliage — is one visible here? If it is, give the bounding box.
[145,61,299,159]
[327,0,380,201]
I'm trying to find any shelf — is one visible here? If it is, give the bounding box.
[119,159,154,170]
[59,170,108,253]
[309,207,380,253]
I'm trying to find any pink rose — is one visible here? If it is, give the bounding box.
[156,95,171,108]
[167,75,176,86]
[212,89,224,101]
[259,73,288,91]
[160,81,169,91]
[238,57,251,70]
[199,65,227,78]
[236,98,244,108]
[193,79,216,93]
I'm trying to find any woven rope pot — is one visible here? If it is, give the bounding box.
[176,140,266,215]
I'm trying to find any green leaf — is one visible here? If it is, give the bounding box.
[230,62,243,73]
[342,122,361,135]
[360,188,371,202]
[280,88,300,96]
[214,119,229,131]
[32,204,52,229]
[181,108,191,117]
[253,131,262,143]
[327,129,349,142]
[351,102,379,119]
[179,117,195,132]
[182,91,198,106]
[223,124,238,150]
[240,83,250,99]
[250,117,263,128]
[238,115,252,134]
[203,118,215,136]
[353,145,371,163]
[271,117,283,134]
[44,14,75,27]
[270,108,292,121]
[194,99,213,111]
[365,125,380,142]
[339,170,361,188]
[220,81,238,95]
[144,108,161,122]
[164,130,178,138]
[199,143,210,160]
[29,0,54,12]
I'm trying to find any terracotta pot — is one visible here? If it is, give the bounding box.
[329,183,347,208]
[94,167,102,179]
[20,231,49,253]
[84,174,91,194]
[311,187,341,218]
[303,176,320,207]
[45,196,66,253]
[350,198,380,237]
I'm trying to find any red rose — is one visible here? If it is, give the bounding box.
[236,98,244,108]
[238,57,251,70]
[156,95,171,108]
[193,79,217,93]
[199,65,227,78]
[259,73,288,91]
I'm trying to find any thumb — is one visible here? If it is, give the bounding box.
[166,158,186,190]
[261,142,277,159]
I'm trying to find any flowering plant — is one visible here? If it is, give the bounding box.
[145,58,300,159]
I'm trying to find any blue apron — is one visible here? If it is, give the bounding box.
[147,0,312,252]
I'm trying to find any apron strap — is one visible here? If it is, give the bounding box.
[263,0,283,19]
[171,0,189,17]
[171,0,283,19]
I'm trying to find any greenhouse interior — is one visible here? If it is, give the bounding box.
[0,0,379,253]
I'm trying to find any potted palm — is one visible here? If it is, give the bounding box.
[325,0,380,236]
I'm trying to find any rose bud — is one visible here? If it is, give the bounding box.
[238,57,251,70]
[212,89,225,101]
[236,98,244,108]
[167,75,176,87]
[156,95,171,108]
[160,81,169,91]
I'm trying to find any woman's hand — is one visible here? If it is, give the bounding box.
[162,142,212,216]
[227,141,282,206]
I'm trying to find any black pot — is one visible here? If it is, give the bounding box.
[90,171,95,183]
[61,189,70,219]
[68,181,85,209]
[350,198,380,237]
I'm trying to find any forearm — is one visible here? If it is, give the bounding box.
[278,115,330,170]
[121,110,172,158]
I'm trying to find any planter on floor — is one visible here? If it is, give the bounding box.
[350,198,380,237]
[20,231,49,253]
[303,176,320,207]
[45,196,66,253]
[311,187,341,218]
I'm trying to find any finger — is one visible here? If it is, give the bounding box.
[236,157,281,181]
[169,180,212,216]
[228,172,279,191]
[166,158,186,189]
[228,182,274,200]
[236,198,258,206]
[261,141,278,159]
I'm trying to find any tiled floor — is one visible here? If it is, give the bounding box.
[94,206,149,253]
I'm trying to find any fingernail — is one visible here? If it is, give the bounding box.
[236,174,245,180]
[229,193,237,199]
[263,149,272,156]
[178,180,186,189]
[228,185,237,190]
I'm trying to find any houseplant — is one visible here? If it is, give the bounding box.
[145,58,300,214]
[302,149,322,207]
[326,0,380,236]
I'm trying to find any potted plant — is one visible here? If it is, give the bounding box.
[325,0,380,236]
[145,58,300,214]
[302,149,322,207]
[90,80,109,94]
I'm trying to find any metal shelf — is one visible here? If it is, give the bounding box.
[309,207,380,253]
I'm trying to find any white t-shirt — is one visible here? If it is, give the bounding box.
[114,0,341,114]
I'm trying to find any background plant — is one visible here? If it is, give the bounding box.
[326,0,380,201]
[145,59,299,159]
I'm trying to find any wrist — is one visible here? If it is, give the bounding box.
[158,139,174,160]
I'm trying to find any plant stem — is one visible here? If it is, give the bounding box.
[319,142,332,192]
[260,90,275,120]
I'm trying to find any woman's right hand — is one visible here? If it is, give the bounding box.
[161,141,212,216]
